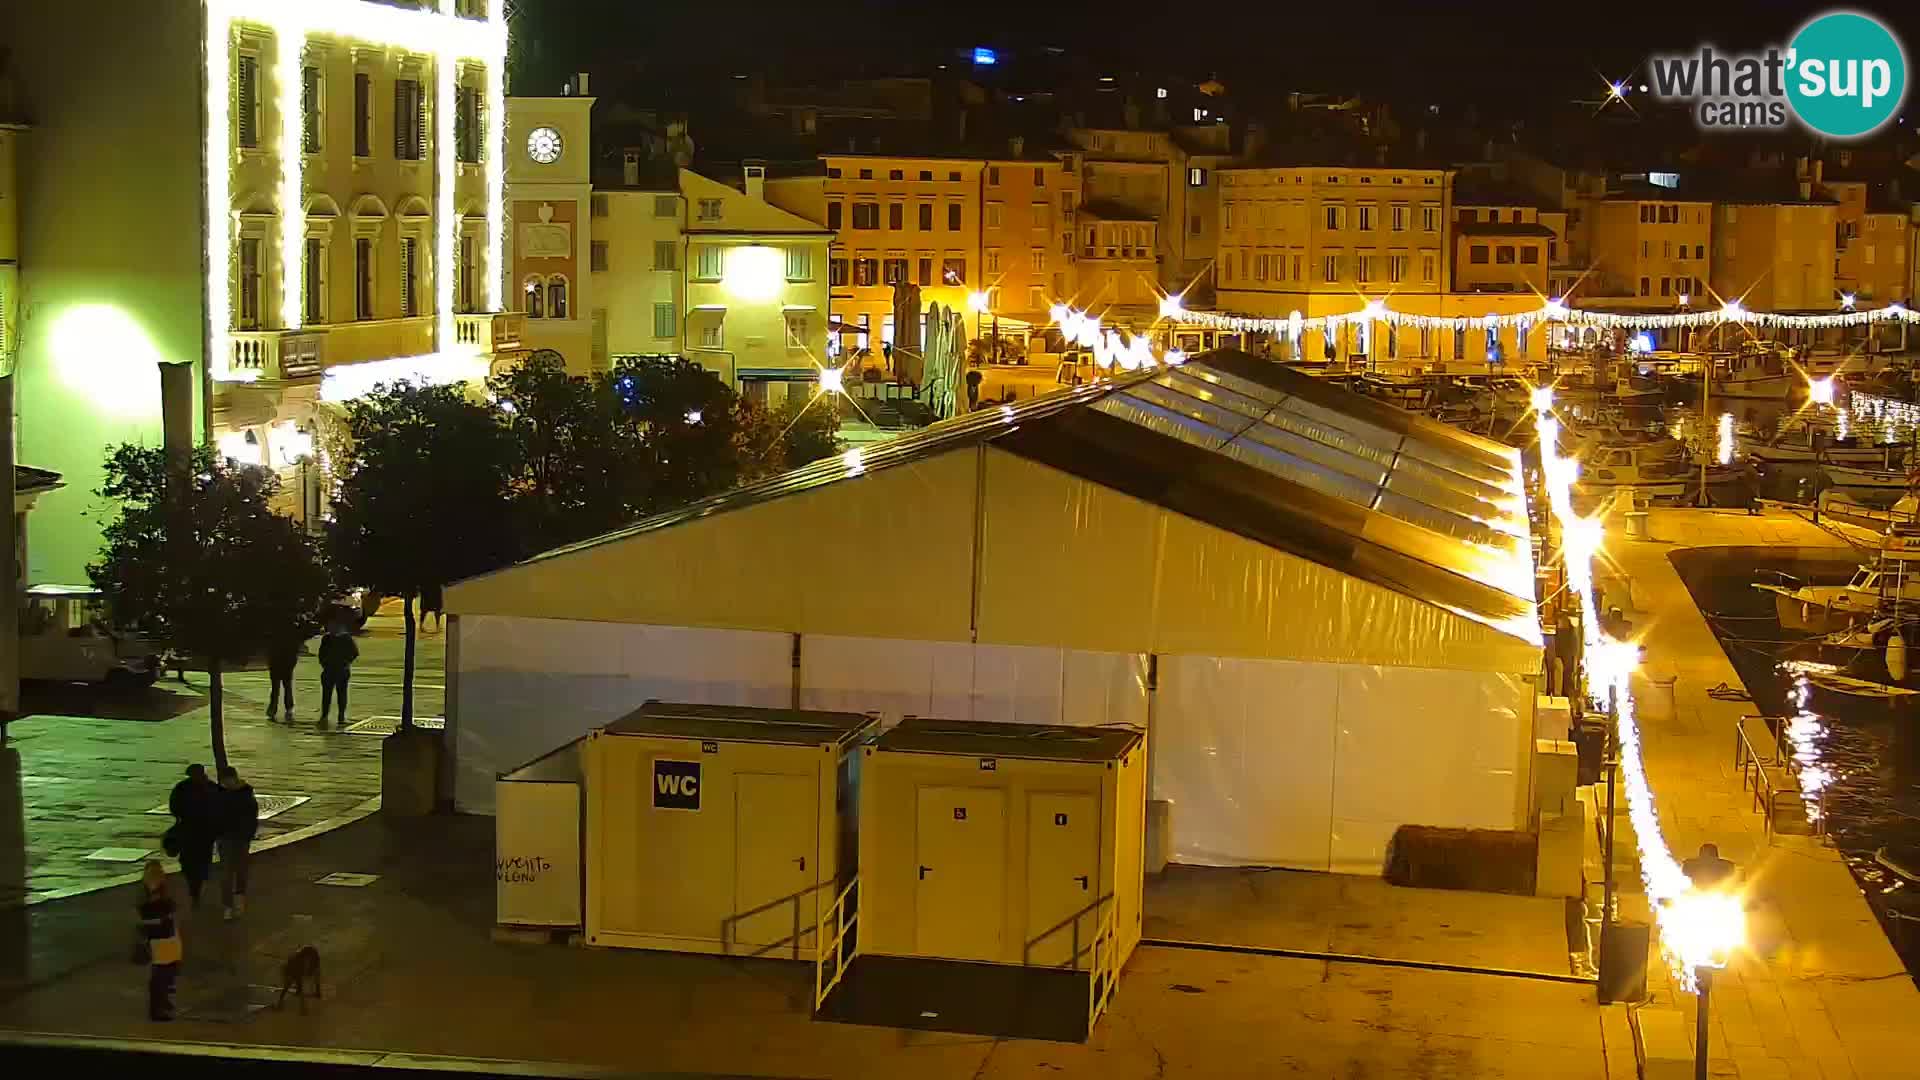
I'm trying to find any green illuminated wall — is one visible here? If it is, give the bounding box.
[5,2,206,584]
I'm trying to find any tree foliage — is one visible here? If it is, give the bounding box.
[326,380,519,728]
[88,444,329,768]
[734,394,844,483]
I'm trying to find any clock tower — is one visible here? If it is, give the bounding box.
[505,77,596,371]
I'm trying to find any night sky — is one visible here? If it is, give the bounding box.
[514,0,1920,108]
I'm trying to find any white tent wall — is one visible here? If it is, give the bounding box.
[1154,654,1532,873]
[451,615,792,812]
[798,634,1149,731]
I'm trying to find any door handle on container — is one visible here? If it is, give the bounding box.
[919,865,931,880]
[795,856,806,871]
[1075,875,1089,890]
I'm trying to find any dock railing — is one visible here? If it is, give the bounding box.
[1734,715,1825,840]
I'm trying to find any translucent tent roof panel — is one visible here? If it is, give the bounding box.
[462,350,1537,646]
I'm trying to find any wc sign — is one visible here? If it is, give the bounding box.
[653,759,701,810]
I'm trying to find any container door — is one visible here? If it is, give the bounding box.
[914,785,1006,961]
[1024,792,1099,969]
[732,772,818,955]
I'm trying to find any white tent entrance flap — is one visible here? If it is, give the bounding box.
[1154,656,1531,873]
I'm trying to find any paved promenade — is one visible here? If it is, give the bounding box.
[1607,507,1920,1079]
[2,614,444,906]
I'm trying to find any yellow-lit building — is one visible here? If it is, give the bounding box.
[1710,186,1837,313]
[681,167,832,406]
[1824,176,1910,305]
[978,154,1079,343]
[768,154,984,370]
[1449,184,1553,296]
[5,0,520,580]
[1581,189,1712,310]
[589,180,684,362]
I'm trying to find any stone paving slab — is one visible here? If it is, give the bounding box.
[1606,507,1920,1080]
[0,813,1611,1078]
[2,618,443,906]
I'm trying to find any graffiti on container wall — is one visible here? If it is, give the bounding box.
[496,855,554,883]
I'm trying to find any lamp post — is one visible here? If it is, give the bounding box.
[968,290,993,363]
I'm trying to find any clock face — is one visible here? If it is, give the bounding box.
[526,126,563,165]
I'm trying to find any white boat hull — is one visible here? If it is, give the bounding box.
[1823,465,1911,490]
[1717,374,1794,399]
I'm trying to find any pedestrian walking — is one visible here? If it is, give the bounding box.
[265,624,303,722]
[166,764,219,909]
[215,765,259,920]
[317,621,358,726]
[420,582,444,634]
[136,860,183,1021]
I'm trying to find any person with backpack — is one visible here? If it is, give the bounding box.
[317,621,358,726]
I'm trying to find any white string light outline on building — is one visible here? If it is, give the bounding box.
[204,0,508,383]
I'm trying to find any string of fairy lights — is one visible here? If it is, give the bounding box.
[1168,296,1919,338]
[1531,388,1744,991]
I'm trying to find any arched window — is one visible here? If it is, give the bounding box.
[547,275,570,320]
[523,275,545,319]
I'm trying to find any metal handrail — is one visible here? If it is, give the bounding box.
[812,876,859,1011]
[1086,904,1120,1033]
[1733,716,1826,840]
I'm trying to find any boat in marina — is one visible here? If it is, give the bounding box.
[1745,426,1908,467]
[1715,348,1795,399]
[1572,443,1745,502]
[1357,372,1431,409]
[1756,563,1920,632]
[1823,464,1913,491]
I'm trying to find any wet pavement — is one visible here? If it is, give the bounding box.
[1,614,443,906]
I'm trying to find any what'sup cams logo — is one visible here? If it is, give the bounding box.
[1649,10,1907,138]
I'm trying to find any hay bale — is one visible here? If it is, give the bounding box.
[1385,825,1537,895]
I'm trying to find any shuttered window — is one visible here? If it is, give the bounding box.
[353,73,372,157]
[355,239,374,320]
[393,78,425,161]
[237,238,262,328]
[303,239,325,323]
[455,85,480,163]
[399,238,419,317]
[653,302,675,340]
[301,66,321,154]
[236,55,260,148]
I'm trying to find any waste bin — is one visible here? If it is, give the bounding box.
[1624,510,1650,540]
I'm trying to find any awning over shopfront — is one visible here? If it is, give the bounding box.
[448,351,1540,674]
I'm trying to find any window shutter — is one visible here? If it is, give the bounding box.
[354,73,371,157]
[237,56,258,147]
[394,81,407,158]
[301,66,319,153]
[400,238,416,317]
[416,80,428,160]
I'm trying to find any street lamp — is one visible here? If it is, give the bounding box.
[968,290,996,363]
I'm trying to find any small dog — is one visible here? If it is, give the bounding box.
[276,945,323,1013]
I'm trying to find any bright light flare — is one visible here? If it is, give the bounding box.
[967,290,991,313]
[817,365,846,396]
[1717,412,1734,465]
[1661,889,1747,973]
[1529,385,1556,414]
[1158,293,1184,318]
[1808,376,1835,406]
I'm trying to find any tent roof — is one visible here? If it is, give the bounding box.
[500,350,1537,647]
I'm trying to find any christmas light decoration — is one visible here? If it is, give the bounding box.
[1169,295,1920,336]
[1531,394,1744,990]
[318,352,489,403]
[205,0,509,382]
[1717,413,1734,465]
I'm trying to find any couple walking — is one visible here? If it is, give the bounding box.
[165,763,259,919]
[264,622,357,726]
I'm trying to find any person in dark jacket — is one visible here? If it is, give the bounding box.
[265,626,304,722]
[167,764,219,909]
[137,861,183,1020]
[215,765,259,920]
[419,582,444,634]
[317,623,358,726]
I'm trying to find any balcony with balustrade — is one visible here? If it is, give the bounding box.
[225,311,527,385]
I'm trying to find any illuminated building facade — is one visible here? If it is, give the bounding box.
[4,0,517,580]
[506,87,594,370]
[680,167,832,407]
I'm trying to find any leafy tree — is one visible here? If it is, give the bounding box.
[326,381,519,730]
[734,394,843,482]
[490,353,650,553]
[608,356,746,512]
[89,445,330,770]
